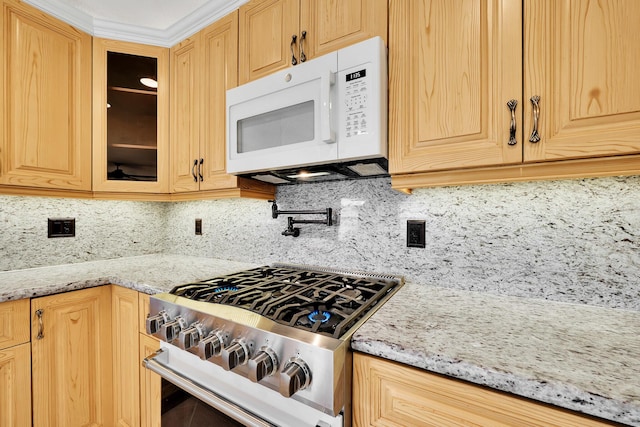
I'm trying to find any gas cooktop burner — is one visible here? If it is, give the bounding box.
[169,264,402,339]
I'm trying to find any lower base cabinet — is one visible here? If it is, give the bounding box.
[139,333,161,427]
[352,352,615,427]
[0,343,31,427]
[113,286,141,427]
[31,286,113,427]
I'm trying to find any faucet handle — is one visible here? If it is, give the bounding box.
[269,200,279,218]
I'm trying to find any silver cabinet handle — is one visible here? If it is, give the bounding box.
[507,99,518,146]
[529,95,541,143]
[299,30,307,63]
[290,34,298,65]
[191,159,198,182]
[36,309,44,339]
[143,349,275,427]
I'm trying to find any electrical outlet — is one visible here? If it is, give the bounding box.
[407,220,425,248]
[195,218,202,235]
[48,218,75,238]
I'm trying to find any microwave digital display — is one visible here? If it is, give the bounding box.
[346,69,366,82]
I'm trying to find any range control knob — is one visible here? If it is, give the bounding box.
[248,347,279,383]
[145,310,169,336]
[220,339,251,371]
[279,358,311,398]
[159,316,187,342]
[177,322,204,351]
[197,330,227,360]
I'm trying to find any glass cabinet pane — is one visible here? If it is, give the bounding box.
[106,52,158,181]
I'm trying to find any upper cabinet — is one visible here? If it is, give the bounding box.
[238,0,387,84]
[93,39,170,193]
[170,11,275,198]
[0,0,91,191]
[390,0,640,191]
[523,0,640,162]
[389,0,522,175]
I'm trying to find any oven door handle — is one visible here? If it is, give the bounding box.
[143,348,276,427]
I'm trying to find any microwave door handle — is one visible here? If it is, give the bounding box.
[321,71,336,143]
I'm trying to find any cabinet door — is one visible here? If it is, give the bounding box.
[93,39,170,193]
[200,11,242,191]
[0,0,91,190]
[0,343,31,427]
[300,0,387,59]
[0,299,30,349]
[32,286,113,427]
[170,36,201,193]
[524,0,640,162]
[239,0,300,84]
[139,333,161,427]
[112,286,140,427]
[389,0,523,175]
[353,353,614,427]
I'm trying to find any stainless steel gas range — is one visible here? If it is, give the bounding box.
[143,263,404,427]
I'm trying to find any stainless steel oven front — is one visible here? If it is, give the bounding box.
[143,264,403,427]
[145,342,344,427]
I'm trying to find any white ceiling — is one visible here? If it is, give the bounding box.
[24,0,248,47]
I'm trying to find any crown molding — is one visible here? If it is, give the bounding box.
[24,0,94,34]
[23,0,248,47]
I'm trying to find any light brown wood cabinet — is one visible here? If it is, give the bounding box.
[31,286,113,427]
[112,286,141,427]
[389,0,640,191]
[0,0,91,191]
[353,352,615,427]
[138,292,162,427]
[0,299,31,427]
[238,0,387,84]
[92,38,170,194]
[139,333,161,427]
[170,11,275,199]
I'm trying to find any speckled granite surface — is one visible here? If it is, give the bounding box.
[0,255,637,425]
[352,281,640,426]
[3,176,639,311]
[0,254,258,302]
[163,176,640,311]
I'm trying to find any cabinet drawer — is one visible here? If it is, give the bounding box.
[0,299,30,349]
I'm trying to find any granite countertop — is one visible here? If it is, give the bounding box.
[1,255,637,425]
[352,281,640,426]
[0,254,259,302]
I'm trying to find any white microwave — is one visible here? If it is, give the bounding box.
[226,37,387,184]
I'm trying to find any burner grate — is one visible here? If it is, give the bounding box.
[169,265,403,338]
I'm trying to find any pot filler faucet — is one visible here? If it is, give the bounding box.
[269,200,333,237]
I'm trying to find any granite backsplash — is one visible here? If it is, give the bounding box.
[1,176,638,311]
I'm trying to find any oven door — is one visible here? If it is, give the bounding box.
[226,52,338,175]
[144,344,344,427]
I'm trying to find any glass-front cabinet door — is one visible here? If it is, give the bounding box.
[93,39,169,193]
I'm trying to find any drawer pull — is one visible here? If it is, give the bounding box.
[192,159,198,182]
[299,31,307,63]
[507,99,518,146]
[529,95,541,143]
[290,34,298,65]
[36,309,44,339]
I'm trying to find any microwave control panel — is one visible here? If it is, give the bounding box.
[344,68,369,138]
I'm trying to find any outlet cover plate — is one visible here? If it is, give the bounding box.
[48,218,75,238]
[195,218,202,235]
[407,220,426,248]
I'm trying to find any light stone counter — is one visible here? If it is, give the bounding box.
[1,255,637,425]
[0,254,259,302]
[352,281,640,426]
